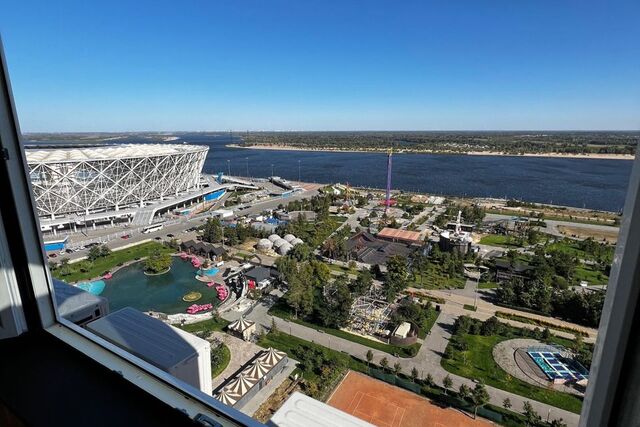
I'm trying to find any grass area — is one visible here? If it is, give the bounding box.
[211,344,231,378]
[463,304,477,311]
[495,312,589,337]
[269,301,421,357]
[485,208,617,227]
[411,264,465,290]
[257,330,369,375]
[479,234,523,248]
[326,263,359,276]
[478,281,499,289]
[178,316,230,334]
[574,264,608,286]
[52,241,174,283]
[417,310,439,339]
[442,333,583,414]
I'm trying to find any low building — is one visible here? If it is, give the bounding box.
[181,240,227,261]
[86,307,212,394]
[377,227,423,246]
[53,279,109,326]
[244,265,275,289]
[393,321,411,339]
[213,347,288,409]
[494,259,534,283]
[227,317,256,341]
[345,231,415,265]
[277,210,317,222]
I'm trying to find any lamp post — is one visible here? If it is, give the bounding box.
[245,157,249,178]
[227,160,231,177]
[271,163,274,177]
[298,160,301,182]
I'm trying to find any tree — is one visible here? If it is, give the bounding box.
[458,384,471,400]
[271,317,278,333]
[144,249,171,273]
[471,383,490,419]
[393,362,402,376]
[411,367,419,383]
[442,375,453,395]
[88,244,110,261]
[380,357,389,372]
[202,217,223,243]
[59,258,72,276]
[550,419,567,427]
[351,269,373,296]
[502,398,512,410]
[523,401,541,426]
[288,243,313,262]
[385,255,408,301]
[366,350,374,367]
[424,374,435,387]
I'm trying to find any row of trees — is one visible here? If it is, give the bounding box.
[201,217,262,246]
[144,249,172,274]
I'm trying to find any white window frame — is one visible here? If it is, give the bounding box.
[0,39,261,427]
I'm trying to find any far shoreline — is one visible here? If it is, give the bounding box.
[226,143,635,160]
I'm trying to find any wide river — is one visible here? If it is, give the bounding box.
[30,133,634,211]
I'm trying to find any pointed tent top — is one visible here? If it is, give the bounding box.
[243,359,270,380]
[225,373,257,396]
[258,347,287,367]
[215,389,239,406]
[228,316,255,333]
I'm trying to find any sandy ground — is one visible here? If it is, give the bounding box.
[227,144,635,160]
[557,224,619,243]
[327,371,493,427]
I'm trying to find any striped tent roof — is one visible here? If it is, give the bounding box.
[258,347,286,367]
[242,359,271,380]
[225,373,257,396]
[215,389,240,406]
[228,316,255,333]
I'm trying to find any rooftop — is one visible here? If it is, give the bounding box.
[26,143,207,163]
[377,227,423,244]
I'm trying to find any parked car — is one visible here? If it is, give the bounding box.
[166,233,175,238]
[65,249,73,254]
[48,253,57,258]
[121,234,131,239]
[154,236,162,240]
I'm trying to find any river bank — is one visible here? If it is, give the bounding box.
[227,144,635,160]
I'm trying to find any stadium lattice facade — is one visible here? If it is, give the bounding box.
[26,144,208,218]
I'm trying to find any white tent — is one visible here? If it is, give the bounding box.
[225,373,257,396]
[243,359,271,380]
[283,234,296,243]
[228,317,255,333]
[259,347,286,368]
[215,389,240,406]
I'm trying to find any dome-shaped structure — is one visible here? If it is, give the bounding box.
[242,359,270,380]
[272,238,287,248]
[278,242,293,255]
[291,238,304,246]
[225,373,257,396]
[283,234,296,243]
[257,238,273,250]
[268,234,281,242]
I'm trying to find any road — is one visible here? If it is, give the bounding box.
[223,295,579,426]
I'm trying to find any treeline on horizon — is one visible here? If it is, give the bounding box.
[240,131,639,155]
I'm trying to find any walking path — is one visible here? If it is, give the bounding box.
[223,298,580,426]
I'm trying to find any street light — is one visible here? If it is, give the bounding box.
[298,160,301,182]
[271,163,274,177]
[245,157,249,178]
[227,160,231,176]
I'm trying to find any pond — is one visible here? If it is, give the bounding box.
[99,258,221,314]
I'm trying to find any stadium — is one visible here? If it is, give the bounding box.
[26,144,209,219]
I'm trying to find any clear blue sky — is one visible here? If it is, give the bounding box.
[1,0,638,132]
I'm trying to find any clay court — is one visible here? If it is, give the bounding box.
[327,371,493,427]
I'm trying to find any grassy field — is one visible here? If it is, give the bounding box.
[495,312,589,337]
[478,281,499,289]
[442,333,583,414]
[479,234,523,248]
[463,304,477,311]
[411,264,465,290]
[178,316,229,334]
[574,264,609,286]
[269,302,421,357]
[52,241,174,283]
[326,263,359,276]
[211,344,231,378]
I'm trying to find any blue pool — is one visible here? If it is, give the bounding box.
[201,267,220,276]
[527,350,589,381]
[77,280,106,296]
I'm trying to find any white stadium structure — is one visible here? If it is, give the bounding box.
[26,144,208,219]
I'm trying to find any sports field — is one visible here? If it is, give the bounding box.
[327,371,493,427]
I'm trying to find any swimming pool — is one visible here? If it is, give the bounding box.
[77,280,106,296]
[201,267,220,276]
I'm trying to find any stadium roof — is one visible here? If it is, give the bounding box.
[25,143,207,163]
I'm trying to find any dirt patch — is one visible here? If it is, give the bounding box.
[253,378,302,423]
[557,225,618,243]
[327,371,492,427]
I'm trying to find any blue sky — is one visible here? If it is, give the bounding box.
[1,0,639,132]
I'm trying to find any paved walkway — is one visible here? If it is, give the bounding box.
[228,300,580,426]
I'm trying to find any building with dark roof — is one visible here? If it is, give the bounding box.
[181,240,226,261]
[494,259,534,283]
[345,231,415,265]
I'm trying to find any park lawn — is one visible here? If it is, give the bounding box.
[463,304,477,311]
[411,264,465,290]
[257,330,369,378]
[479,234,522,248]
[417,309,439,339]
[326,263,359,276]
[494,312,589,337]
[178,316,230,334]
[574,264,608,286]
[441,334,583,414]
[269,302,420,357]
[52,241,174,283]
[211,344,231,378]
[478,281,499,289]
